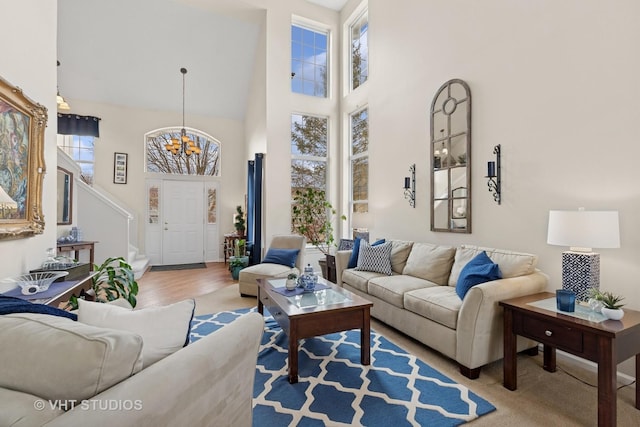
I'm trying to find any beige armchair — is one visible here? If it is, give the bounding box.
[238,234,306,297]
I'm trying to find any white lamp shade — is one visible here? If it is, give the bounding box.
[547,210,620,249]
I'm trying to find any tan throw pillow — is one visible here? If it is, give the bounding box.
[390,240,413,274]
[448,245,538,285]
[0,313,143,403]
[78,298,195,368]
[402,243,456,285]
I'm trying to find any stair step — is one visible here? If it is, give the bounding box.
[130,257,150,280]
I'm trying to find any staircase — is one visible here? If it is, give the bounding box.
[129,244,151,280]
[76,180,150,281]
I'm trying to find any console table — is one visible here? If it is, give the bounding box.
[500,292,640,427]
[2,273,97,308]
[57,241,97,270]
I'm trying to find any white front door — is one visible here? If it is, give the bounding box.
[162,180,204,264]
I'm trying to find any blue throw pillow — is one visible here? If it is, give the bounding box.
[455,251,502,299]
[262,248,300,268]
[0,296,77,320]
[347,238,385,269]
[347,238,362,269]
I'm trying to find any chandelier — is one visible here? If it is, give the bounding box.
[165,67,201,156]
[56,61,70,110]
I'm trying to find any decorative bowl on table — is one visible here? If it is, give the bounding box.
[1,271,69,295]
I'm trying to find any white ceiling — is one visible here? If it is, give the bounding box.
[306,0,349,11]
[58,0,346,121]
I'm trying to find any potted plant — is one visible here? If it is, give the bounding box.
[286,273,298,290]
[66,256,139,310]
[229,238,249,280]
[589,288,625,320]
[599,291,625,320]
[291,188,346,279]
[234,205,246,237]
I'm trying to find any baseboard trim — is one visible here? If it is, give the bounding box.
[538,344,636,386]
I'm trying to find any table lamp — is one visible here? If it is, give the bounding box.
[547,209,620,301]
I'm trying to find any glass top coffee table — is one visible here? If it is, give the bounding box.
[257,277,373,383]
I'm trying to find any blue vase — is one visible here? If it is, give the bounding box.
[299,264,317,292]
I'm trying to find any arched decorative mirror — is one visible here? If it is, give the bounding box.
[430,79,471,233]
[57,167,73,225]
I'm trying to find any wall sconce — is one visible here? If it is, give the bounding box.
[403,164,416,208]
[486,145,501,204]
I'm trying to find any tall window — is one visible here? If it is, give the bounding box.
[350,10,368,91]
[57,135,95,184]
[291,24,328,97]
[350,108,368,213]
[291,114,328,193]
[145,128,221,176]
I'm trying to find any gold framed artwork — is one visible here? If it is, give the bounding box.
[0,75,47,240]
[113,152,128,184]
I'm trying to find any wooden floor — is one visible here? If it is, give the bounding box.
[135,262,236,309]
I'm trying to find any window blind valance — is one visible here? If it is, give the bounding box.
[57,114,101,137]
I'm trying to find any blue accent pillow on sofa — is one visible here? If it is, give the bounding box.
[0,295,77,320]
[262,248,300,268]
[455,251,502,299]
[347,238,385,269]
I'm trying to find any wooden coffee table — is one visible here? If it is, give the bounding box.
[257,277,373,383]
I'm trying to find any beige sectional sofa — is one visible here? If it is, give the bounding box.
[335,241,548,379]
[0,311,263,427]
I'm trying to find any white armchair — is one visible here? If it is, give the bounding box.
[238,235,306,297]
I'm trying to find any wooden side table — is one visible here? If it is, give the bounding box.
[223,233,244,264]
[500,292,640,427]
[325,254,337,283]
[57,241,97,270]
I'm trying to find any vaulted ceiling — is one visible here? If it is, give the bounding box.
[57,0,347,121]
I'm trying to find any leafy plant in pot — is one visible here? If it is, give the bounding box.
[229,238,249,280]
[291,188,346,279]
[66,257,139,310]
[234,205,246,237]
[589,288,625,320]
[286,273,298,290]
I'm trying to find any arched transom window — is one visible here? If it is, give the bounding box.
[145,127,221,176]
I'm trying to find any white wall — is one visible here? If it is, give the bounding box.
[357,0,640,311]
[63,99,246,256]
[0,0,58,285]
[257,0,340,262]
[245,12,268,159]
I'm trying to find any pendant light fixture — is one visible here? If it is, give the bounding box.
[165,67,200,156]
[56,61,71,110]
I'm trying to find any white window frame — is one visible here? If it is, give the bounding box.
[56,134,96,185]
[291,19,330,98]
[290,112,329,194]
[349,106,368,214]
[347,4,369,92]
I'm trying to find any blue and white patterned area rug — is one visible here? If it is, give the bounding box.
[190,308,495,426]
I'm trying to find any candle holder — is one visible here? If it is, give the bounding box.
[403,164,416,208]
[486,145,501,204]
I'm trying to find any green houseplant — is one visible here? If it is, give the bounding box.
[229,238,249,280]
[588,288,625,320]
[291,188,345,255]
[234,205,246,237]
[66,256,138,310]
[291,188,346,279]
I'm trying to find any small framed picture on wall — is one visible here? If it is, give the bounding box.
[113,152,128,184]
